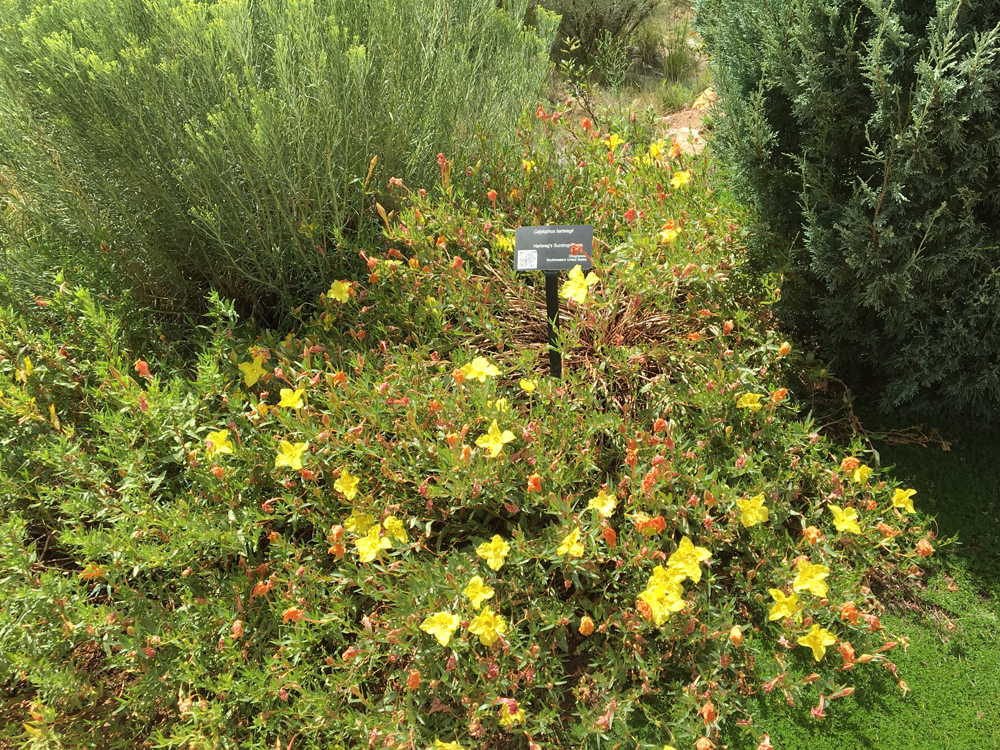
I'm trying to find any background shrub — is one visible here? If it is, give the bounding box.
[697,0,1000,414]
[0,0,557,317]
[541,0,662,63]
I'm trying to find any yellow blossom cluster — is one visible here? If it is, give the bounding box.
[638,537,710,626]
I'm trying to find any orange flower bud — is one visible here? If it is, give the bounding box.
[803,525,823,545]
[729,625,743,648]
[917,539,934,558]
[723,319,734,335]
[578,616,595,636]
[601,525,617,549]
[777,342,792,357]
[231,620,244,639]
[840,640,855,666]
[840,456,860,472]
[695,737,715,750]
[876,521,897,539]
[771,387,788,403]
[406,670,421,690]
[451,368,465,384]
[328,543,345,559]
[282,607,305,624]
[700,702,716,724]
[527,473,542,493]
[636,600,653,622]
[831,686,856,701]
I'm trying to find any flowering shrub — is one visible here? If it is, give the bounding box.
[0,111,936,749]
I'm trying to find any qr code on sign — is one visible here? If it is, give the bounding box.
[517,250,537,270]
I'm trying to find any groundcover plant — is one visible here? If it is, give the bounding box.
[0,110,935,749]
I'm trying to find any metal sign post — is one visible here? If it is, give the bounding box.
[544,270,561,378]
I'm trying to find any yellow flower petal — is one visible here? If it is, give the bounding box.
[278,388,305,409]
[237,356,265,387]
[420,612,460,647]
[274,441,308,470]
[557,527,584,558]
[476,535,510,571]
[475,420,515,458]
[335,468,360,501]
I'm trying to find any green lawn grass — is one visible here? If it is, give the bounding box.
[721,409,1000,749]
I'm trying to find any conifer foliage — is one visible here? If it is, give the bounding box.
[698,0,1000,413]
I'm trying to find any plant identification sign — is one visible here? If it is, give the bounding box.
[513,225,593,272]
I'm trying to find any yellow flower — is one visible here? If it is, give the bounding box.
[476,535,510,571]
[344,511,376,535]
[767,588,802,621]
[829,504,861,534]
[736,392,764,412]
[355,524,392,563]
[463,576,495,609]
[892,488,916,513]
[498,705,525,727]
[797,623,838,662]
[460,356,501,383]
[604,133,624,150]
[557,527,584,558]
[792,560,830,598]
[670,169,692,189]
[736,494,769,528]
[468,607,507,646]
[335,468,360,501]
[491,397,510,413]
[383,515,408,543]
[522,159,535,173]
[420,612,461,647]
[560,264,599,304]
[278,388,305,409]
[328,280,351,303]
[587,490,616,517]
[475,420,515,458]
[274,441,308,470]
[648,139,664,161]
[851,464,873,484]
[639,568,685,626]
[666,536,711,583]
[659,226,681,244]
[519,379,537,393]
[433,740,464,750]
[238,356,265,387]
[205,429,234,458]
[495,234,515,252]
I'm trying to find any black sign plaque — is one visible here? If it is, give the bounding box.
[513,225,594,272]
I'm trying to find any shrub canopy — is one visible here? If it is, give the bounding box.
[697,0,1000,414]
[0,0,557,315]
